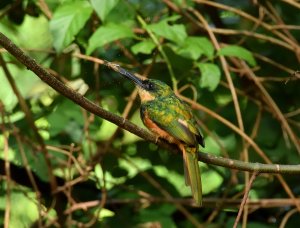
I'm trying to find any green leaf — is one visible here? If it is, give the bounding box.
[100,1,135,24]
[87,23,135,54]
[202,169,223,194]
[50,1,93,52]
[174,36,214,60]
[131,40,156,54]
[197,63,221,91]
[195,37,214,59]
[18,16,53,61]
[0,192,39,227]
[214,93,233,106]
[96,120,118,141]
[0,15,52,61]
[139,205,176,228]
[200,136,221,155]
[90,0,120,22]
[47,100,83,140]
[95,96,119,141]
[122,110,144,144]
[99,208,115,220]
[147,16,187,44]
[0,72,18,112]
[0,16,53,111]
[0,62,43,112]
[154,165,190,197]
[218,45,256,66]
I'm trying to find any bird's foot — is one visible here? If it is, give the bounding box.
[155,136,160,144]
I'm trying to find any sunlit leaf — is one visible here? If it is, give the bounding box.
[122,110,145,144]
[218,45,256,66]
[50,1,93,52]
[197,63,221,91]
[202,169,223,194]
[96,96,119,140]
[119,157,152,177]
[18,16,53,60]
[47,100,83,140]
[154,165,190,197]
[200,136,221,155]
[87,23,135,54]
[174,36,214,60]
[0,65,42,112]
[96,120,118,141]
[99,208,115,220]
[147,15,187,44]
[131,40,156,55]
[0,192,39,227]
[91,0,120,22]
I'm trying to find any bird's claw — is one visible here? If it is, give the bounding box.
[155,136,160,144]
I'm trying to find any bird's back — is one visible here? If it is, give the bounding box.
[140,94,204,147]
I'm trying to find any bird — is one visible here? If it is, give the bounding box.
[106,62,205,206]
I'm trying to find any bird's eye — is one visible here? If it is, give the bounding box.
[148,82,154,90]
[144,80,154,90]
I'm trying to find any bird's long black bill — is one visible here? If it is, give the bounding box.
[105,61,145,88]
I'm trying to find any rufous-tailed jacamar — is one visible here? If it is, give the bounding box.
[107,63,205,206]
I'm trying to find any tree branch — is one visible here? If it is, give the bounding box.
[1,32,300,174]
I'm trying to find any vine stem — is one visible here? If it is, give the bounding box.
[137,15,178,92]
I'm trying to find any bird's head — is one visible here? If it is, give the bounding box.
[136,79,174,102]
[108,63,174,103]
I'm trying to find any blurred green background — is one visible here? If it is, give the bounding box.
[0,0,299,227]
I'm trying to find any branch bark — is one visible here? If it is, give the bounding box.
[1,32,300,175]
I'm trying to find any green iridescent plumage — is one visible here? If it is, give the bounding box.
[140,89,204,147]
[138,79,204,147]
[139,80,204,206]
[107,63,205,206]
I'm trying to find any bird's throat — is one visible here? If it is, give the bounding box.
[138,89,155,102]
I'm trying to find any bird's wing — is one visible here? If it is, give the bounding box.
[144,101,202,147]
[165,118,197,146]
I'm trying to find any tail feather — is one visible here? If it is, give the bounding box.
[183,146,202,206]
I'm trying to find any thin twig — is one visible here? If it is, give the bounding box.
[233,172,259,228]
[0,103,11,228]
[188,7,246,138]
[13,126,44,226]
[122,156,203,227]
[279,208,298,228]
[240,61,300,154]
[194,0,298,51]
[0,54,57,192]
[66,197,300,209]
[197,152,300,174]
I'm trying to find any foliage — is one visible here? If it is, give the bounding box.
[0,0,300,227]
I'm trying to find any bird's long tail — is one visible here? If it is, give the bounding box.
[182,145,202,206]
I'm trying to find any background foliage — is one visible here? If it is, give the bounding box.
[0,0,300,227]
